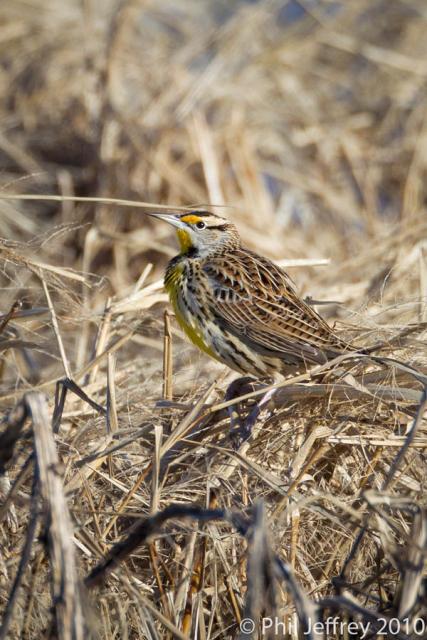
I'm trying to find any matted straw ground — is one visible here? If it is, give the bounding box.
[1,1,427,638]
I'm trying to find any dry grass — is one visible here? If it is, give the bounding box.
[1,1,427,638]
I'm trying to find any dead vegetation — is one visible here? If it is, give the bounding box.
[1,0,427,638]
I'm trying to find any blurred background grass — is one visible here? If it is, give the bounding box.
[2,0,427,262]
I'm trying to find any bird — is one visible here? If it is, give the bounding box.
[148,209,352,378]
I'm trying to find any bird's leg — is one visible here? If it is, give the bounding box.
[238,367,300,441]
[238,385,277,442]
[224,376,257,429]
[225,367,302,445]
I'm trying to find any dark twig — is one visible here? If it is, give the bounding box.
[85,504,226,589]
[0,300,23,335]
[318,596,410,640]
[382,387,427,490]
[0,401,28,473]
[52,377,106,434]
[0,475,39,640]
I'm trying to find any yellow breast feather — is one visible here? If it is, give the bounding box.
[165,264,217,359]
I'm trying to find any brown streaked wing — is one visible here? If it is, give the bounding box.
[202,249,348,365]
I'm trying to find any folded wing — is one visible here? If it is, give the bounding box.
[203,249,348,366]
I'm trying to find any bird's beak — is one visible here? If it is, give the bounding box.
[147,212,185,229]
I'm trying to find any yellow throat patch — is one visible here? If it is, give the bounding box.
[176,228,193,253]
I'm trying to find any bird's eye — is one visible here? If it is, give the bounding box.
[195,221,206,230]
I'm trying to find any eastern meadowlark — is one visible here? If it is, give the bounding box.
[149,210,351,377]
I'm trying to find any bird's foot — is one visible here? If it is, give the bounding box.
[224,376,255,427]
[236,387,277,444]
[224,377,276,447]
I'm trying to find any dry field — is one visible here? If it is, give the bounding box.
[1,1,427,638]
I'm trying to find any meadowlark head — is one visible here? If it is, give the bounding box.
[148,210,240,256]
